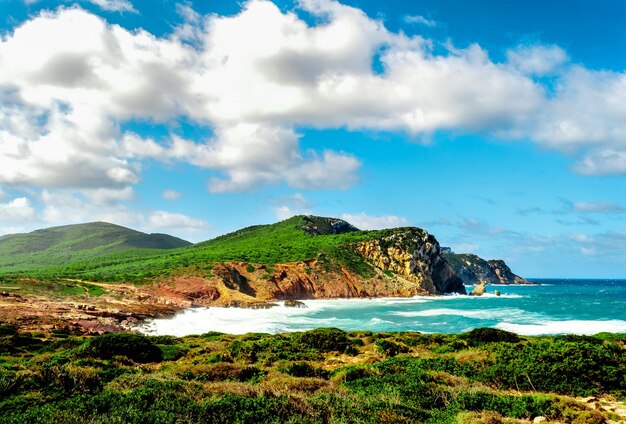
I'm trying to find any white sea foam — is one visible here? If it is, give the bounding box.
[369,317,399,326]
[392,307,539,321]
[495,319,626,335]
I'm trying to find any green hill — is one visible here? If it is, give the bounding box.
[12,215,398,281]
[0,222,191,274]
[0,215,468,295]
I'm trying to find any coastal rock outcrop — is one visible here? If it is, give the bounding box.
[469,283,486,296]
[354,229,466,295]
[444,253,530,285]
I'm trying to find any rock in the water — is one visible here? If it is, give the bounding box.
[494,290,501,296]
[469,283,486,296]
[284,299,307,308]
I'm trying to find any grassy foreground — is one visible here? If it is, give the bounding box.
[1,326,624,423]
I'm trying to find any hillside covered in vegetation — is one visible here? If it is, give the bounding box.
[0,222,191,274]
[0,216,465,294]
[1,325,624,423]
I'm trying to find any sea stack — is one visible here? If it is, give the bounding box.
[470,283,487,296]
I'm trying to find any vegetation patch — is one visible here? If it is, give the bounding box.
[0,328,623,423]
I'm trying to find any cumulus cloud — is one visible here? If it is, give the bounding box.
[404,15,436,27]
[273,193,314,220]
[82,187,135,205]
[162,190,182,201]
[0,197,36,222]
[148,211,208,231]
[33,190,209,237]
[275,206,309,220]
[85,0,137,13]
[506,44,568,76]
[3,0,626,207]
[340,213,410,230]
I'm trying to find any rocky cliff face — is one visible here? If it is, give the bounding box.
[353,229,466,295]
[300,216,359,235]
[444,253,530,285]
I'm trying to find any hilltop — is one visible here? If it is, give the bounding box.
[0,222,190,274]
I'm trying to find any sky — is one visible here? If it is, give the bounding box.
[1,0,626,278]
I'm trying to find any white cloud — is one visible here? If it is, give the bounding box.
[573,149,626,176]
[340,213,410,230]
[573,201,626,214]
[0,197,36,222]
[148,211,208,231]
[275,205,311,220]
[273,193,313,220]
[162,190,182,201]
[85,0,137,13]
[0,188,210,240]
[450,243,480,254]
[404,15,436,27]
[506,44,568,76]
[3,0,626,203]
[82,187,135,205]
[285,150,361,190]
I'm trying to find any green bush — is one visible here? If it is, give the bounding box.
[332,365,378,383]
[462,328,521,345]
[298,328,350,353]
[375,338,409,357]
[485,339,626,395]
[81,333,162,363]
[158,344,187,361]
[280,361,329,379]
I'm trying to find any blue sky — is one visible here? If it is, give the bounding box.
[1,0,626,278]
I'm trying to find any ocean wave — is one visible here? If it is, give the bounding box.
[369,317,399,326]
[392,307,539,321]
[495,319,626,335]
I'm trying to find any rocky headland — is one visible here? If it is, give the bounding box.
[0,216,532,334]
[443,252,532,285]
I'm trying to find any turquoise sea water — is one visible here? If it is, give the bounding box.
[139,279,626,336]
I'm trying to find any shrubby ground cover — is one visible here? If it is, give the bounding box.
[0,325,624,423]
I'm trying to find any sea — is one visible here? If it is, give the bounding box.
[138,279,626,336]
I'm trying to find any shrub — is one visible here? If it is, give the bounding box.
[375,338,409,357]
[332,365,378,383]
[158,344,187,361]
[280,362,329,379]
[81,333,162,363]
[462,328,520,345]
[298,328,350,353]
[485,339,626,395]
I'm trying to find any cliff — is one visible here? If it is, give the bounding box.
[174,224,466,306]
[352,229,465,295]
[443,253,530,285]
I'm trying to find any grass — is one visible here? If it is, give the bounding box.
[0,222,190,275]
[0,327,623,423]
[0,277,109,299]
[0,216,425,284]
